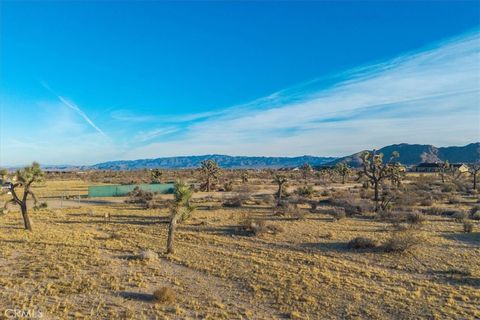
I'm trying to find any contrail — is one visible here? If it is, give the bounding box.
[40,81,107,137]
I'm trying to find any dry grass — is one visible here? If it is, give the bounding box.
[0,177,478,319]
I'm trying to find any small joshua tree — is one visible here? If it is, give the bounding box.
[151,169,163,184]
[301,163,313,182]
[468,163,480,190]
[200,159,220,192]
[358,151,400,211]
[335,163,351,184]
[3,162,44,231]
[241,172,249,184]
[166,181,195,254]
[273,174,288,204]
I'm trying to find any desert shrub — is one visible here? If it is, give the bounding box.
[471,211,480,221]
[448,196,463,204]
[463,222,474,233]
[383,230,422,253]
[295,185,315,198]
[452,211,468,222]
[153,287,176,304]
[441,184,457,193]
[329,193,372,216]
[290,208,306,220]
[359,188,373,200]
[419,198,433,207]
[139,249,158,260]
[320,189,331,197]
[325,207,346,221]
[404,212,425,225]
[274,199,295,216]
[469,205,480,220]
[223,181,234,192]
[125,187,153,205]
[423,207,452,216]
[256,194,275,206]
[223,192,250,208]
[238,218,283,236]
[348,237,378,249]
[309,201,318,212]
[394,191,419,207]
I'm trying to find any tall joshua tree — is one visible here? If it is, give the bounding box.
[300,163,313,182]
[166,181,195,254]
[3,162,44,231]
[273,174,288,204]
[200,159,220,192]
[335,163,351,184]
[358,151,400,211]
[469,163,480,190]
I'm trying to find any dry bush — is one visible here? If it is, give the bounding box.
[463,222,474,233]
[448,196,463,204]
[295,185,315,198]
[139,249,158,261]
[423,207,452,216]
[125,187,153,205]
[223,192,250,208]
[452,211,468,222]
[348,237,378,249]
[153,287,176,304]
[238,218,283,236]
[290,208,306,220]
[404,212,426,225]
[320,189,331,197]
[383,229,422,253]
[324,207,346,221]
[328,191,372,216]
[469,205,480,220]
[441,184,457,193]
[419,198,433,207]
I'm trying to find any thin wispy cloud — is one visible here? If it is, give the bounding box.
[124,30,480,159]
[40,81,108,138]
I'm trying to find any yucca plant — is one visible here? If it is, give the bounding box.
[166,181,195,254]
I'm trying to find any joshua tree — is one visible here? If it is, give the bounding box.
[273,174,288,204]
[3,162,44,231]
[469,163,480,190]
[166,181,195,254]
[200,159,220,192]
[241,172,249,184]
[358,151,400,211]
[301,163,313,182]
[335,163,351,184]
[151,169,163,184]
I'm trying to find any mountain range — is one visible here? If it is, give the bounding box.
[37,142,478,170]
[331,142,479,167]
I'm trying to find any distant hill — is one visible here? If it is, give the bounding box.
[328,143,480,167]
[90,155,337,170]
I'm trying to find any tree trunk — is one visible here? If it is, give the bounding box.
[166,215,177,254]
[474,173,477,190]
[373,181,379,212]
[206,176,210,192]
[21,204,32,231]
[342,175,345,184]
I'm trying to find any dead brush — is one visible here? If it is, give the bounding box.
[383,229,423,253]
[153,287,176,304]
[238,218,283,236]
[348,237,378,249]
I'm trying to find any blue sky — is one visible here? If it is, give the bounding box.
[0,1,479,165]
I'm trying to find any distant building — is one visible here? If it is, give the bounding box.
[413,162,469,173]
